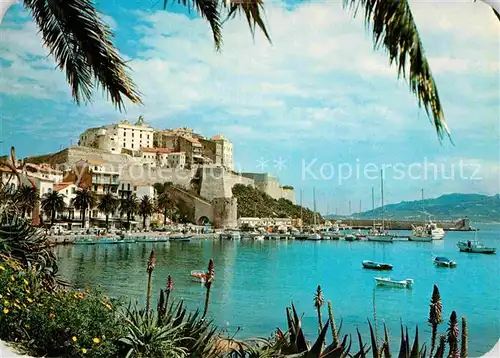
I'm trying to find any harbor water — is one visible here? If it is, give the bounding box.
[55,224,500,356]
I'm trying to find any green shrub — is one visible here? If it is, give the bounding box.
[0,258,125,357]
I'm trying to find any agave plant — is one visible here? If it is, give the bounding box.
[314,285,325,334]
[0,206,63,288]
[428,284,443,357]
[119,304,187,358]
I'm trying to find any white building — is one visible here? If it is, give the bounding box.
[78,116,154,154]
[118,181,156,200]
[212,135,233,171]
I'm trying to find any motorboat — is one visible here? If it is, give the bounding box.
[457,240,496,254]
[190,270,208,283]
[410,226,433,242]
[434,256,457,267]
[220,231,241,240]
[362,260,393,270]
[74,237,97,245]
[367,233,394,243]
[306,232,322,241]
[355,230,366,240]
[344,234,356,241]
[374,277,414,289]
[426,221,445,240]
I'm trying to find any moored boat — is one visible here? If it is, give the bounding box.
[433,256,457,267]
[344,234,356,241]
[367,233,394,243]
[374,277,414,289]
[457,240,496,254]
[190,270,208,283]
[306,233,322,241]
[74,237,97,245]
[362,260,393,270]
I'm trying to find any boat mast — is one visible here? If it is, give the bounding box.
[300,189,303,230]
[371,186,375,229]
[381,170,385,231]
[349,200,352,227]
[421,188,424,224]
[313,187,317,228]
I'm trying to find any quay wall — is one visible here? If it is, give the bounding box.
[336,219,477,231]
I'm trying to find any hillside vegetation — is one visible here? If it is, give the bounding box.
[357,193,500,222]
[232,184,321,224]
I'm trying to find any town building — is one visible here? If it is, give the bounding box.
[78,116,154,154]
[178,136,204,168]
[140,147,186,169]
[211,135,233,171]
[199,138,222,166]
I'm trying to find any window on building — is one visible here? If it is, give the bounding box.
[132,133,134,138]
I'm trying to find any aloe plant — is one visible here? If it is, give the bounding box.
[428,285,443,357]
[314,285,324,334]
[327,300,339,347]
[447,311,459,358]
[434,335,446,358]
[146,249,156,312]
[461,317,468,358]
[202,258,215,319]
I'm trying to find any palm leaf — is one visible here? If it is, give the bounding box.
[343,0,450,140]
[23,0,141,109]
[223,0,272,43]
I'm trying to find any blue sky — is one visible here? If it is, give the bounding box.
[1,0,499,214]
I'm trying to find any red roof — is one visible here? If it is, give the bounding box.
[54,182,73,191]
[141,147,171,154]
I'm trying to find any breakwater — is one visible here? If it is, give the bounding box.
[342,218,477,231]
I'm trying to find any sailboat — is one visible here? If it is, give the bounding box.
[307,187,322,241]
[410,189,433,242]
[368,170,394,243]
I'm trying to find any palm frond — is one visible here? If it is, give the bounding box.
[23,0,141,110]
[223,0,272,43]
[343,0,450,140]
[164,0,223,50]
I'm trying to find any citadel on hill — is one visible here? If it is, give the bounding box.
[1,116,295,229]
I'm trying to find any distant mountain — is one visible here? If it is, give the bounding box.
[330,193,500,223]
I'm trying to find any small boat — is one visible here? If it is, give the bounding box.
[170,235,192,242]
[457,240,496,254]
[306,233,322,241]
[344,234,356,241]
[220,231,241,240]
[434,256,457,267]
[410,226,433,242]
[362,260,393,270]
[190,270,208,283]
[374,277,414,289]
[367,234,394,243]
[74,237,97,245]
[97,237,119,244]
[254,235,265,241]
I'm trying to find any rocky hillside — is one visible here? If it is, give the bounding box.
[232,184,321,225]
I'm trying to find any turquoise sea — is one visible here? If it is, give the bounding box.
[55,224,500,356]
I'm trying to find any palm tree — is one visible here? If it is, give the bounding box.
[41,191,66,227]
[72,188,96,229]
[139,195,154,230]
[15,185,39,218]
[97,192,118,230]
[120,194,139,230]
[157,191,171,226]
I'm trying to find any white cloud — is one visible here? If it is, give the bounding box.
[0,0,498,145]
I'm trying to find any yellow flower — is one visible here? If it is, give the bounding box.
[27,298,33,303]
[49,313,55,319]
[105,303,112,310]
[3,308,8,314]
[23,279,28,285]
[25,324,30,329]
[72,336,77,342]
[0,294,3,299]
[93,337,100,344]
[10,276,15,281]
[13,303,20,309]
[0,265,5,271]
[25,289,30,294]
[77,292,85,299]
[15,298,20,304]
[102,335,106,340]
[4,300,9,306]
[81,348,87,354]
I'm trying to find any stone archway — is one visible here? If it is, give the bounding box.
[197,216,210,225]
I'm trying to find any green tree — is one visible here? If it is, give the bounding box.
[15,185,39,218]
[72,188,96,229]
[157,191,172,226]
[97,192,119,230]
[139,195,154,230]
[40,191,66,227]
[120,194,139,230]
